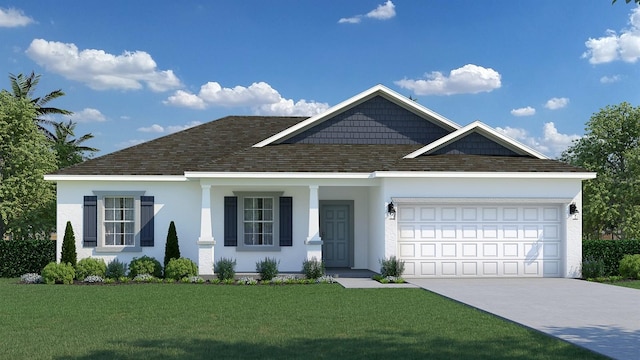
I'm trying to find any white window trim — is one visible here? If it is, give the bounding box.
[93,191,145,253]
[233,191,283,252]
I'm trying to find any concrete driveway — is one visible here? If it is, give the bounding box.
[407,278,640,360]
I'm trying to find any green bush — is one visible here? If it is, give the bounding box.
[128,255,163,278]
[583,240,640,276]
[60,221,77,266]
[302,257,325,279]
[164,221,180,269]
[256,257,279,281]
[380,256,405,277]
[42,262,75,284]
[0,239,55,277]
[214,257,236,280]
[581,257,605,279]
[75,257,107,280]
[106,259,127,279]
[619,254,640,279]
[165,258,198,280]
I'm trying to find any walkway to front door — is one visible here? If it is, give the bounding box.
[320,202,351,268]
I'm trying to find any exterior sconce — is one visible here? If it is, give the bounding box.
[569,203,579,220]
[387,201,396,220]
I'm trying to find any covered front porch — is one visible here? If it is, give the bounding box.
[186,174,388,275]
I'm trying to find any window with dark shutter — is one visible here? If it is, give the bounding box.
[224,196,238,246]
[83,196,98,247]
[279,197,293,246]
[140,196,154,246]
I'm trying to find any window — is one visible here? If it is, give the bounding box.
[104,197,135,246]
[243,197,274,246]
[226,192,292,251]
[84,192,154,252]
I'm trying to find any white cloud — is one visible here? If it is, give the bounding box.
[137,121,201,134]
[0,7,34,27]
[600,75,621,83]
[166,121,201,133]
[115,139,146,149]
[544,97,569,110]
[165,81,329,116]
[137,124,164,133]
[339,0,395,24]
[366,0,396,20]
[395,64,501,96]
[496,122,580,157]
[25,39,182,92]
[338,17,361,24]
[65,108,106,123]
[583,7,640,64]
[510,106,536,117]
[164,90,206,109]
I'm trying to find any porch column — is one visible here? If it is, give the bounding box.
[305,185,322,260]
[197,184,215,275]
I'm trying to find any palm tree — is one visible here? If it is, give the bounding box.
[9,71,72,139]
[51,120,98,169]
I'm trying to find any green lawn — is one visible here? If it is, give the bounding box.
[0,278,604,360]
[613,279,640,289]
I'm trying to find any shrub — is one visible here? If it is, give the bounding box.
[164,257,198,280]
[619,254,640,279]
[20,273,43,284]
[380,256,405,278]
[133,273,155,282]
[214,257,236,280]
[83,275,104,283]
[42,262,75,284]
[164,221,181,269]
[583,239,640,276]
[302,257,325,279]
[128,256,162,278]
[60,221,77,266]
[106,259,127,279]
[581,257,605,279]
[0,239,55,277]
[75,257,107,280]
[256,257,279,281]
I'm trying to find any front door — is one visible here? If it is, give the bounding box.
[321,203,351,267]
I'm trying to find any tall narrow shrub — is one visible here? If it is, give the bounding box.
[164,221,180,269]
[60,221,77,266]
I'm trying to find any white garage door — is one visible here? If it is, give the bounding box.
[397,204,563,277]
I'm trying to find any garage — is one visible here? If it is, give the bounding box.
[397,203,563,277]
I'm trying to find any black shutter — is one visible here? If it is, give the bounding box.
[83,196,97,247]
[140,196,154,247]
[224,196,237,246]
[279,197,293,246]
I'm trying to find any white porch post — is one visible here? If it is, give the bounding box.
[305,185,323,260]
[197,183,215,275]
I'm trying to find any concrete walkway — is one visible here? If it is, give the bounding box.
[407,278,640,360]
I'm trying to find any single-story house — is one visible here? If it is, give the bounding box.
[45,85,596,278]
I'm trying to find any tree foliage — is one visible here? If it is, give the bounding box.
[164,221,180,269]
[0,91,57,239]
[51,120,98,169]
[612,0,640,4]
[61,221,77,266]
[561,102,640,239]
[9,72,71,139]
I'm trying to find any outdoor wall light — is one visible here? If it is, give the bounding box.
[569,203,579,220]
[387,201,396,220]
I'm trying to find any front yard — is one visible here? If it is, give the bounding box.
[0,278,605,359]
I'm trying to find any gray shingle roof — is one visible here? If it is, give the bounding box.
[54,116,585,176]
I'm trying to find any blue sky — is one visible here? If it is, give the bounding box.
[1,1,639,158]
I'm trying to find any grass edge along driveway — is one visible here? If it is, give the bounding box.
[0,278,606,360]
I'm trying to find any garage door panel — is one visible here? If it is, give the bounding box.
[399,243,415,257]
[398,204,563,278]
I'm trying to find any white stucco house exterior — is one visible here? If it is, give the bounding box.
[45,85,595,278]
